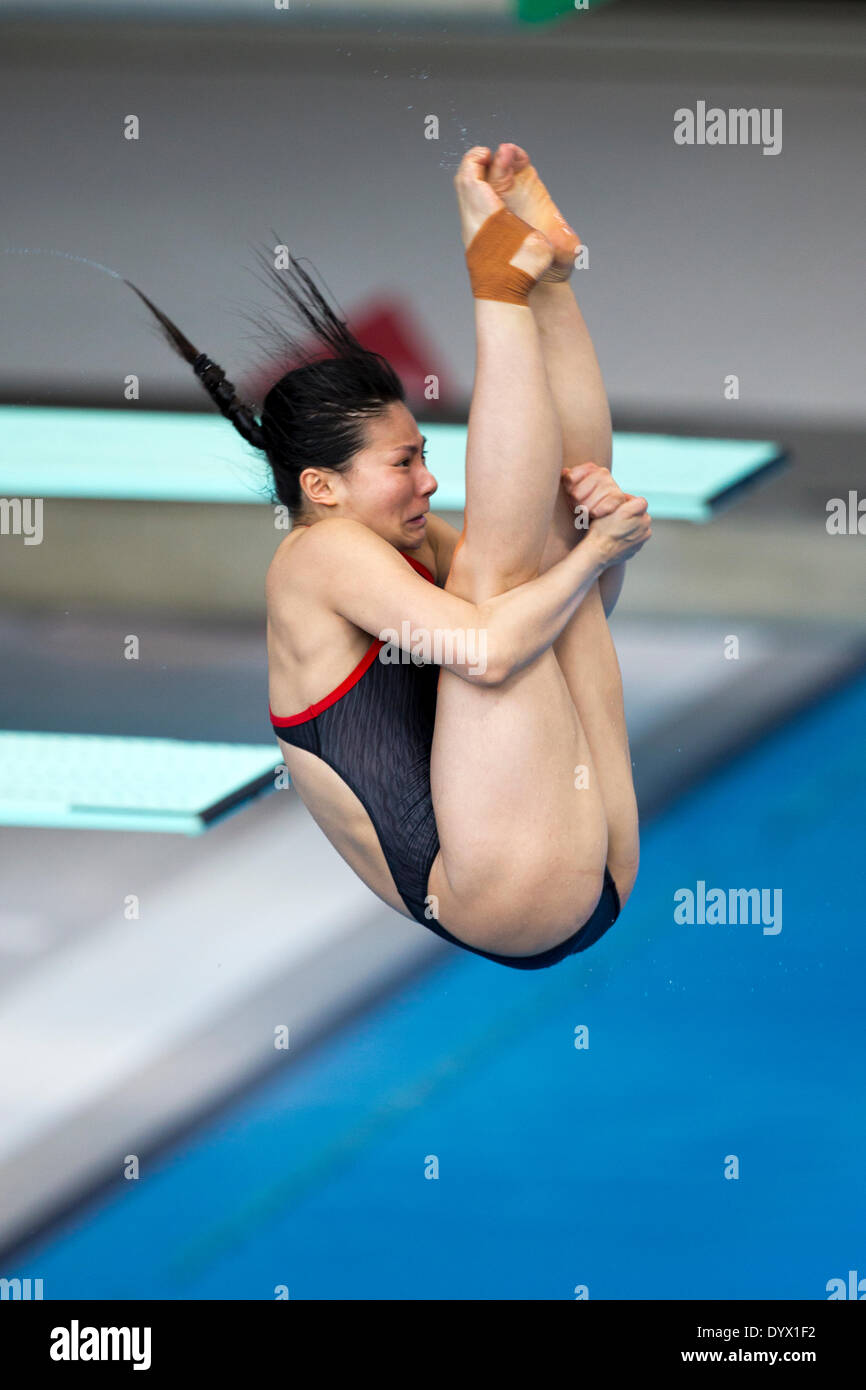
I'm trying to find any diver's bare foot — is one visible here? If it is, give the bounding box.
[455,145,555,284]
[486,143,581,282]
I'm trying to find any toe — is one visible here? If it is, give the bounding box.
[455,146,492,184]
[487,144,512,190]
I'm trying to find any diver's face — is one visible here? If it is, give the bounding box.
[339,402,437,548]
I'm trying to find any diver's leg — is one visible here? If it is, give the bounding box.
[426,148,609,955]
[483,143,639,903]
[529,283,639,907]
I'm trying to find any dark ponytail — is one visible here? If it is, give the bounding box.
[124,241,406,522]
[123,280,265,450]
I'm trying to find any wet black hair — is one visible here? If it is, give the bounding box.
[123,244,406,523]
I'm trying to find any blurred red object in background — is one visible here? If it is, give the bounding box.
[244,294,457,412]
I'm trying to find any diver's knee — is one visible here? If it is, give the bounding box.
[445,535,538,604]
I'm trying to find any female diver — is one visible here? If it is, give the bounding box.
[125,142,652,969]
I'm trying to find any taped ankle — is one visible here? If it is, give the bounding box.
[464,206,538,306]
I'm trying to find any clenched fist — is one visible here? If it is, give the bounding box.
[561,461,631,522]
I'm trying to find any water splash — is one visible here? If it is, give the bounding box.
[2,246,123,279]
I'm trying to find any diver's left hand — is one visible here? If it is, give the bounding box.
[561,461,630,519]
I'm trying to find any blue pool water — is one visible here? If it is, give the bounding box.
[7,673,866,1299]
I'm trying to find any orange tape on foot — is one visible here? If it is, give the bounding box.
[464,206,538,306]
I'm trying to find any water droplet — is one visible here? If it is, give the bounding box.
[2,246,122,279]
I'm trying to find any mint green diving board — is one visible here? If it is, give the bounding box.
[0,732,280,833]
[0,406,786,522]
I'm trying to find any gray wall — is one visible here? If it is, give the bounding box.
[2,6,865,429]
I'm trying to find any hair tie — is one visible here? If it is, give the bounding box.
[193,352,236,410]
[192,352,264,448]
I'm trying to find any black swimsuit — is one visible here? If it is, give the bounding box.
[270,550,621,970]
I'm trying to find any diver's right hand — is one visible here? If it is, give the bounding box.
[588,495,653,568]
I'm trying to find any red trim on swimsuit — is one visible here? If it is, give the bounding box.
[397,555,436,585]
[269,551,436,727]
